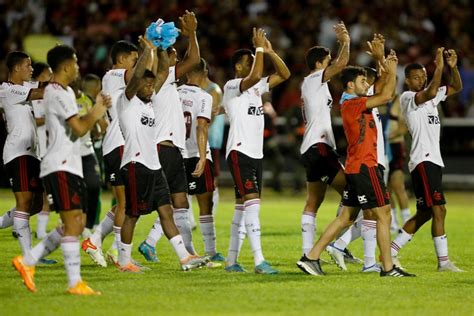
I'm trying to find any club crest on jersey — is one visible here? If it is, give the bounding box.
[248,106,263,116]
[428,115,440,124]
[141,115,155,127]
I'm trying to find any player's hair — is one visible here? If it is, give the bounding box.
[32,62,50,80]
[190,58,207,74]
[83,73,100,84]
[47,45,76,72]
[305,46,330,70]
[231,49,253,71]
[340,66,367,88]
[143,69,156,79]
[404,63,425,77]
[110,40,138,65]
[364,67,377,82]
[6,51,30,72]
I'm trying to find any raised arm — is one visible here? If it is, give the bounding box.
[445,49,463,97]
[27,87,45,101]
[154,49,170,92]
[176,11,200,78]
[68,93,111,137]
[414,48,444,105]
[366,50,398,109]
[240,28,266,92]
[366,34,387,92]
[125,36,154,100]
[323,22,350,82]
[265,38,291,89]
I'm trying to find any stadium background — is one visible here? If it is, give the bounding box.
[0,0,473,190]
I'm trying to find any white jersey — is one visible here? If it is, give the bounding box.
[40,83,82,178]
[300,70,335,154]
[102,69,126,155]
[153,66,186,151]
[32,99,47,158]
[118,92,160,170]
[223,77,269,159]
[367,85,387,169]
[400,86,447,172]
[0,81,38,164]
[178,84,213,160]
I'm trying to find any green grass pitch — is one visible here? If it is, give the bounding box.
[0,188,473,315]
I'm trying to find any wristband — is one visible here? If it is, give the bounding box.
[255,47,264,53]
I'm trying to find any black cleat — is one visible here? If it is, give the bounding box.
[296,255,325,276]
[380,265,416,277]
[343,248,363,264]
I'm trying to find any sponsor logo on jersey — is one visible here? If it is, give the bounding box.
[140,115,155,127]
[358,195,368,204]
[248,105,263,116]
[428,115,440,124]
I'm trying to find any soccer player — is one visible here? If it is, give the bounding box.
[299,22,351,256]
[82,40,138,267]
[297,51,414,277]
[13,45,111,294]
[224,28,290,273]
[0,52,45,255]
[117,37,206,272]
[392,48,463,272]
[138,10,202,261]
[178,58,224,262]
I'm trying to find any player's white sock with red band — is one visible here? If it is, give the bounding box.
[301,211,316,255]
[90,208,115,247]
[13,211,31,255]
[24,226,63,265]
[169,235,191,261]
[146,217,163,247]
[174,208,196,255]
[361,219,377,267]
[391,229,413,256]
[61,236,82,288]
[433,234,449,266]
[244,199,265,266]
[227,204,245,266]
[36,210,50,239]
[0,207,15,228]
[200,215,216,256]
[118,242,132,266]
[212,188,219,216]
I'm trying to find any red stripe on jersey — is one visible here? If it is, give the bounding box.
[128,163,138,216]
[231,151,245,196]
[58,172,71,210]
[369,167,384,207]
[418,163,433,207]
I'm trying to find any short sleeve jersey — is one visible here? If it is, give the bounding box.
[178,84,213,160]
[32,98,47,159]
[223,77,269,159]
[152,66,186,151]
[102,69,126,155]
[118,92,160,170]
[0,81,38,164]
[40,83,82,178]
[76,92,95,157]
[341,97,378,174]
[400,86,447,172]
[300,69,335,154]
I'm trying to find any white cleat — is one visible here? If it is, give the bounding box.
[362,263,381,273]
[438,261,464,272]
[326,243,347,271]
[180,255,208,271]
[81,238,107,267]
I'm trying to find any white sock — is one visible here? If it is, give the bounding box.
[61,236,82,288]
[90,209,115,247]
[361,219,377,267]
[334,216,362,250]
[200,215,216,256]
[36,210,50,238]
[227,204,245,266]
[187,195,196,228]
[173,208,196,255]
[400,208,411,224]
[169,235,191,261]
[433,234,449,266]
[391,229,413,256]
[244,199,265,266]
[0,207,15,228]
[390,208,399,230]
[212,187,219,216]
[24,226,63,266]
[113,226,121,250]
[13,211,31,255]
[301,211,316,255]
[118,242,132,266]
[145,217,163,247]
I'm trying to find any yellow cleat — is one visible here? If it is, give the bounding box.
[67,281,101,295]
[12,256,36,293]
